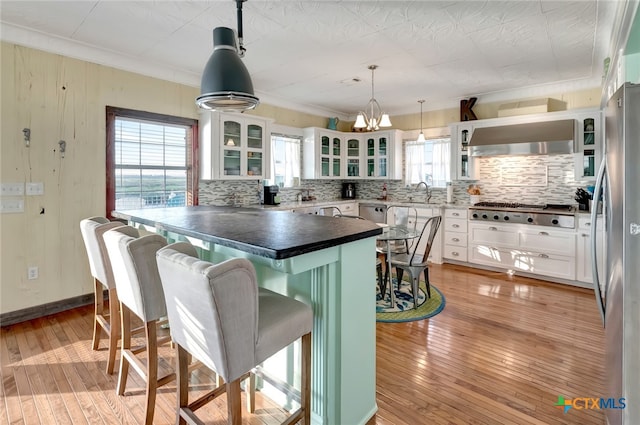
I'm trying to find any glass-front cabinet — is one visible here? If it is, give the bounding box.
[573,111,602,181]
[365,133,389,178]
[303,128,402,180]
[450,122,476,180]
[346,136,362,177]
[303,129,343,179]
[199,112,271,180]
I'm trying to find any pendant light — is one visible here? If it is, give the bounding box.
[196,0,259,111]
[354,65,392,131]
[417,99,426,142]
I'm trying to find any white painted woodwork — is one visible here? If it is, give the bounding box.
[443,208,469,262]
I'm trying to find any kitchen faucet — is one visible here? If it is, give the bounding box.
[415,181,432,203]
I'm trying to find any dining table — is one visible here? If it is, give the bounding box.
[376,225,419,307]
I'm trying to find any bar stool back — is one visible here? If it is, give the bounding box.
[103,225,175,425]
[156,242,313,425]
[80,217,124,374]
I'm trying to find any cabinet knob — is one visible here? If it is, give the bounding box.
[582,233,589,237]
[452,224,460,228]
[452,252,459,256]
[538,253,549,258]
[452,212,459,216]
[489,227,497,231]
[538,231,549,236]
[585,222,591,226]
[452,238,460,242]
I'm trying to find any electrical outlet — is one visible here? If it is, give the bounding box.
[28,266,39,280]
[1,183,24,196]
[26,182,44,195]
[0,199,24,213]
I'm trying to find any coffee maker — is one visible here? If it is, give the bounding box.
[341,182,356,199]
[263,185,281,205]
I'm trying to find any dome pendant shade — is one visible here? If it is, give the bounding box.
[196,27,259,111]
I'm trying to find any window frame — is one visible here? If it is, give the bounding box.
[404,130,452,188]
[270,132,302,188]
[105,106,199,219]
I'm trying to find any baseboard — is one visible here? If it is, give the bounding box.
[0,292,102,327]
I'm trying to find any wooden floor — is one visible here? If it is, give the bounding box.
[1,263,605,425]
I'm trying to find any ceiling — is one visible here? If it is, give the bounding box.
[0,1,621,120]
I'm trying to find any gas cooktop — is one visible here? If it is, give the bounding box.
[469,202,576,228]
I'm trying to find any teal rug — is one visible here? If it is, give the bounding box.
[376,277,446,323]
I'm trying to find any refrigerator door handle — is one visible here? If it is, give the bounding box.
[591,156,606,326]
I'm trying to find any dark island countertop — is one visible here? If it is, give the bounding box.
[112,206,382,260]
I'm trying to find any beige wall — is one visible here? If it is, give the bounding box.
[0,42,328,315]
[0,41,602,315]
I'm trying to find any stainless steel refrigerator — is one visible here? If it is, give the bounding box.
[591,82,639,425]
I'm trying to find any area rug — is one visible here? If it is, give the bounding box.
[376,277,446,323]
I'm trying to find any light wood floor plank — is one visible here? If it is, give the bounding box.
[2,264,605,425]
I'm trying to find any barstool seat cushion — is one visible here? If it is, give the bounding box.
[256,287,312,365]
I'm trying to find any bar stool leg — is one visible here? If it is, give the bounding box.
[92,279,104,351]
[106,287,120,374]
[144,321,158,425]
[117,304,131,396]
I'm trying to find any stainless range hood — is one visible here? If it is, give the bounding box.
[468,119,575,156]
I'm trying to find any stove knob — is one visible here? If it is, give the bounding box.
[552,219,559,225]
[472,213,479,218]
[482,214,488,219]
[527,217,534,223]
[503,216,510,221]
[493,215,499,220]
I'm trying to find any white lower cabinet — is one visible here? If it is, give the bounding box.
[468,223,576,281]
[576,215,605,284]
[443,209,468,262]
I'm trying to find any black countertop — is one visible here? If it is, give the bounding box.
[112,206,382,260]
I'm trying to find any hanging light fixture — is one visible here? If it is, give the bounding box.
[196,0,259,111]
[417,99,426,142]
[353,65,392,131]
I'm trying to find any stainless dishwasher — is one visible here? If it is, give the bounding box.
[358,203,387,222]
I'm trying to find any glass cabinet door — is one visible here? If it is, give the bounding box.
[247,124,263,149]
[246,151,262,176]
[347,137,360,177]
[378,136,388,177]
[582,117,596,177]
[223,149,241,176]
[223,120,241,147]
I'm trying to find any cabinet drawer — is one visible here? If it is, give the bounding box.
[444,245,467,261]
[444,231,467,246]
[444,218,467,232]
[513,252,576,280]
[578,215,603,230]
[445,209,467,219]
[519,231,575,256]
[340,203,357,213]
[469,225,518,247]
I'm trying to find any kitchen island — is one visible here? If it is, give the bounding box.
[112,206,382,425]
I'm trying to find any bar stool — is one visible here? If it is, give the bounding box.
[103,226,175,425]
[79,217,124,374]
[156,242,313,425]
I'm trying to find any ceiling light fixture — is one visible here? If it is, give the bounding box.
[417,99,426,142]
[196,0,259,111]
[353,65,392,131]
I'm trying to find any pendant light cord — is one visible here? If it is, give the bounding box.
[236,0,246,57]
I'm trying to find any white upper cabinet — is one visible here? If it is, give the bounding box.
[199,111,272,180]
[573,111,602,181]
[449,122,477,180]
[303,128,402,180]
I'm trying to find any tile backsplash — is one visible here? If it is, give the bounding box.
[199,154,584,206]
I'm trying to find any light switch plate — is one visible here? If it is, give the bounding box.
[26,182,44,195]
[0,199,25,213]
[1,183,24,196]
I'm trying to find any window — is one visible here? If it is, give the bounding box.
[405,136,451,188]
[270,133,301,188]
[106,107,198,218]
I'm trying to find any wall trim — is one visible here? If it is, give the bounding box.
[0,292,100,327]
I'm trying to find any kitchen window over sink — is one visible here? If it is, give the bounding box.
[405,135,452,188]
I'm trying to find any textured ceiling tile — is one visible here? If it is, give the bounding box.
[444,0,543,34]
[0,0,96,38]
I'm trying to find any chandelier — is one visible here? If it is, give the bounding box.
[353,65,392,131]
[417,99,426,142]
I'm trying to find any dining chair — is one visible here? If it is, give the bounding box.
[156,242,313,425]
[383,205,418,253]
[389,215,442,309]
[79,217,125,374]
[103,225,175,425]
